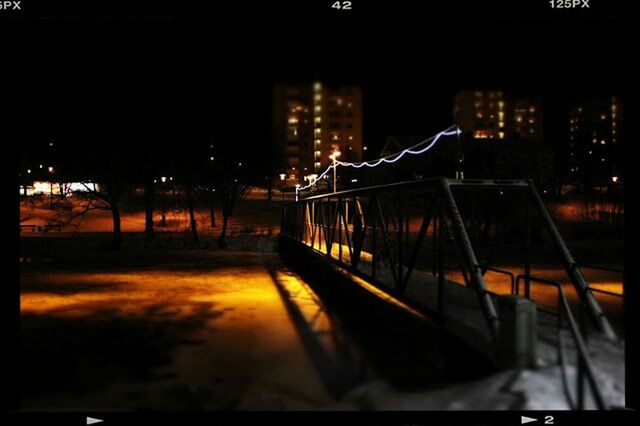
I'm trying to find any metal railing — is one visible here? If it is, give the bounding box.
[281,178,502,341]
[281,177,620,410]
[475,264,516,295]
[515,274,607,410]
[574,263,624,299]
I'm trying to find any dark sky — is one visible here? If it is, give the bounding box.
[20,15,625,166]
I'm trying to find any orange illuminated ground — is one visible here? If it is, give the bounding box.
[20,252,339,410]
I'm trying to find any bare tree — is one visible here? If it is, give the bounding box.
[217,180,252,249]
[67,182,126,249]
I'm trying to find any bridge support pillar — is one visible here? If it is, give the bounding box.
[496,295,537,369]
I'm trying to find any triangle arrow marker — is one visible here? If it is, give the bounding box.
[87,417,104,425]
[521,416,538,424]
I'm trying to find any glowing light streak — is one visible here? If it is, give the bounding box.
[297,125,460,192]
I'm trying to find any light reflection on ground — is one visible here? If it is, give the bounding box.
[20,254,338,410]
[300,237,624,334]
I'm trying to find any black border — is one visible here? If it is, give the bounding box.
[0,0,633,19]
[7,0,636,424]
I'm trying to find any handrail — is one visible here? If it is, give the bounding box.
[515,274,607,410]
[573,263,624,299]
[527,183,616,339]
[574,263,623,274]
[474,264,516,295]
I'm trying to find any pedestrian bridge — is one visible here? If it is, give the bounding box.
[279,178,625,410]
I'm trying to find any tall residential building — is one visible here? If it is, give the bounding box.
[453,90,551,190]
[568,96,623,186]
[273,82,363,184]
[453,90,543,141]
[454,90,508,140]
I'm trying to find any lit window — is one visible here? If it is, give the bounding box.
[314,117,321,124]
[314,105,321,113]
[314,150,321,157]
[498,101,504,109]
[529,106,535,113]
[315,139,321,146]
[314,162,321,169]
[474,101,482,108]
[336,98,343,106]
[498,112,504,120]
[528,118,535,124]
[314,93,322,101]
[476,111,484,119]
[592,139,597,144]
[601,140,606,145]
[474,91,482,97]
[348,136,353,140]
[529,129,534,134]
[602,158,605,162]
[498,122,505,128]
[473,130,490,139]
[516,116,522,123]
[314,129,321,137]
[347,102,352,108]
[313,82,322,91]
[288,117,298,124]
[498,132,505,139]
[589,151,592,154]
[601,114,606,120]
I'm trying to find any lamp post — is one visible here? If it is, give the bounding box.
[279,173,286,202]
[48,166,54,207]
[329,150,341,193]
[295,184,300,202]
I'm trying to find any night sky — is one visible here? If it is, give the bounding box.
[20,15,625,169]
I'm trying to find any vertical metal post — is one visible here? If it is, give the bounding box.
[437,199,446,313]
[397,191,404,288]
[577,303,586,409]
[338,198,343,262]
[433,197,438,277]
[524,195,532,299]
[371,198,377,278]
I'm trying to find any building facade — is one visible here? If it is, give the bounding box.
[568,96,623,187]
[453,90,552,191]
[273,82,363,186]
[453,90,543,141]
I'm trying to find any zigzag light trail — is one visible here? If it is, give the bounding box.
[297,125,461,193]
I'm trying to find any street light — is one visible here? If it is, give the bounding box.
[329,150,341,193]
[48,166,54,207]
[279,173,286,202]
